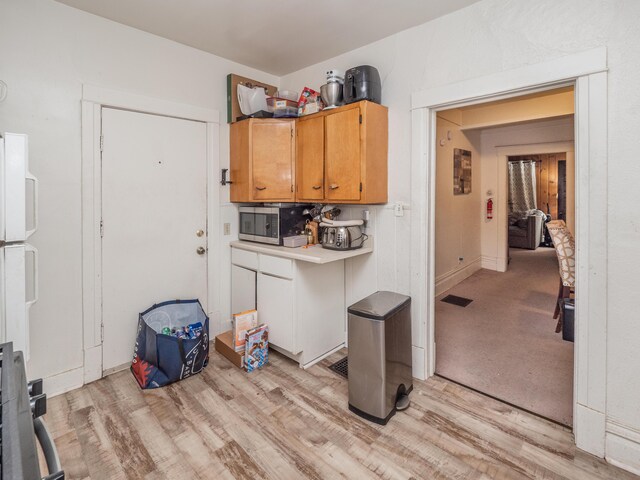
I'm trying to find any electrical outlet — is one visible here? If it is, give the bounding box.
[224,223,231,235]
[394,202,404,217]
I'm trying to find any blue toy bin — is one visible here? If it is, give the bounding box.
[131,299,209,389]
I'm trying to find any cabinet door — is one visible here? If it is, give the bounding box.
[296,116,325,201]
[231,264,256,314]
[325,107,361,201]
[229,120,251,202]
[252,121,294,201]
[257,272,297,353]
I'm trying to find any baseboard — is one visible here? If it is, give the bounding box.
[103,361,130,377]
[575,403,606,457]
[481,255,508,272]
[412,345,426,380]
[43,366,84,398]
[606,420,640,475]
[300,344,345,369]
[83,345,102,384]
[435,258,481,296]
[481,255,497,270]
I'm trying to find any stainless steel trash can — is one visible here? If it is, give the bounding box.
[348,291,412,425]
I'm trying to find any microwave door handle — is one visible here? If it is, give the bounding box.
[25,244,39,307]
[25,172,39,239]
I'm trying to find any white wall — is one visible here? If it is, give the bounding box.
[2,0,640,473]
[478,117,575,268]
[434,116,481,295]
[0,0,278,386]
[279,0,640,471]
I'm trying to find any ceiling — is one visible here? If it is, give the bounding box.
[54,0,481,76]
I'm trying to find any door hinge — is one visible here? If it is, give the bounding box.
[291,128,294,139]
[100,219,104,237]
[359,114,362,124]
[100,135,104,152]
[100,322,104,342]
[359,182,363,192]
[291,185,294,193]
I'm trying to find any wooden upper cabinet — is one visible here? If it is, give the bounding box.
[296,116,325,201]
[230,119,295,202]
[231,101,387,204]
[325,107,362,202]
[252,121,295,201]
[297,101,387,204]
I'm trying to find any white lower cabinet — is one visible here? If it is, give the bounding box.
[257,273,297,353]
[231,246,346,368]
[231,264,256,314]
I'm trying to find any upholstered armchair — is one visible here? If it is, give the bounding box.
[508,210,545,250]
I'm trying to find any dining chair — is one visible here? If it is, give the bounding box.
[546,220,575,332]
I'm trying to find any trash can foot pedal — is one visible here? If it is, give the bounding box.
[395,394,410,411]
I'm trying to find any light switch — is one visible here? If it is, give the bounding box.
[394,202,404,217]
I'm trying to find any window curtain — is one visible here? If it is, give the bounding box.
[508,160,537,213]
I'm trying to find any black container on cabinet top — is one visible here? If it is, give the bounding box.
[343,65,381,105]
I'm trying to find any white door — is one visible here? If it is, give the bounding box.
[101,108,208,372]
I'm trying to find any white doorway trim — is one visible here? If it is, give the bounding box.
[410,47,608,457]
[495,141,575,272]
[80,85,220,384]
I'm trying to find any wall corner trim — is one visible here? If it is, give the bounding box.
[411,47,607,110]
[82,85,220,124]
[81,86,221,388]
[411,46,609,458]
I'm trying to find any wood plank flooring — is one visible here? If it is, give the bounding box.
[43,348,638,480]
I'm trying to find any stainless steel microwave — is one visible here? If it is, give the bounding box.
[238,205,310,245]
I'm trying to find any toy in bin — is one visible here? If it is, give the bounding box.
[161,322,203,340]
[245,324,268,372]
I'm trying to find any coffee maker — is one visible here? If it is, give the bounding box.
[343,65,381,105]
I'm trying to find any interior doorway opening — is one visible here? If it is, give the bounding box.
[433,86,576,426]
[506,153,569,259]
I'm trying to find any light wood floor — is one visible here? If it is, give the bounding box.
[44,348,637,480]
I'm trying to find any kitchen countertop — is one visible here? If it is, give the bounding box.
[230,237,373,264]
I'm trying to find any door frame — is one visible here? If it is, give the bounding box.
[410,47,608,456]
[496,141,575,272]
[80,85,220,382]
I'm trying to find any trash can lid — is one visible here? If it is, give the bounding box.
[348,291,411,321]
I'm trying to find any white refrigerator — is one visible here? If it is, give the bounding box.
[0,132,38,360]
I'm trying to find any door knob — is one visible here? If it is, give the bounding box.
[196,229,204,237]
[312,185,322,190]
[329,184,339,190]
[197,246,206,255]
[255,186,267,191]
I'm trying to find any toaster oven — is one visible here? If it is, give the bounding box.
[238,205,310,245]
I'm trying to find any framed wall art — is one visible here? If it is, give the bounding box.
[453,148,472,195]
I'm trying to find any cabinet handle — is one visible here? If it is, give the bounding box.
[255,186,267,191]
[312,185,322,190]
[329,184,339,190]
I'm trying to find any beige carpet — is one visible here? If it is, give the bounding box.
[435,248,574,426]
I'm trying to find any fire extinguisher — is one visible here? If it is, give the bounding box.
[486,198,493,220]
